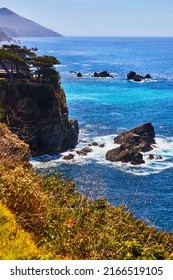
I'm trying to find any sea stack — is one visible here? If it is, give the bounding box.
[106,122,156,165]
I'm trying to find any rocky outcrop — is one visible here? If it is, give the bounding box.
[92,71,113,78]
[0,123,31,163]
[77,72,82,77]
[106,123,156,165]
[76,146,93,156]
[127,71,152,82]
[63,153,75,160]
[0,82,79,156]
[106,146,145,165]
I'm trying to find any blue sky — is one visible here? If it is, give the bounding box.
[1,0,173,36]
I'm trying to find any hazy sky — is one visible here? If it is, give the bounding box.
[1,0,173,36]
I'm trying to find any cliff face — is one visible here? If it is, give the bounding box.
[0,82,79,156]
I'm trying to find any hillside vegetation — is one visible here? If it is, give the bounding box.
[0,161,173,260]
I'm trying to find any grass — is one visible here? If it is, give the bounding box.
[0,201,40,260]
[0,163,173,260]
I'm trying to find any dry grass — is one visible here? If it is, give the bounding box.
[0,123,31,164]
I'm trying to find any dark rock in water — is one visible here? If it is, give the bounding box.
[63,153,75,160]
[99,143,105,148]
[114,122,155,147]
[77,72,82,77]
[106,122,155,165]
[127,71,152,82]
[127,71,136,80]
[92,142,99,146]
[148,154,154,160]
[133,74,144,82]
[156,155,162,160]
[106,146,145,165]
[76,146,93,156]
[93,71,113,78]
[93,72,99,77]
[145,74,152,79]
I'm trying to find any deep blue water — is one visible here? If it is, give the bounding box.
[21,37,173,232]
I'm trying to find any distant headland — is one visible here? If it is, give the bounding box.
[0,7,62,38]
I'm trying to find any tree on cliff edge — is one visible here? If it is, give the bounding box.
[0,44,35,82]
[32,55,60,83]
[0,44,60,84]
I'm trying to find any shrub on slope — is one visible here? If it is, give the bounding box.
[0,164,173,260]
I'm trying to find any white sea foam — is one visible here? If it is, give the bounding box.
[30,135,173,176]
[130,79,158,83]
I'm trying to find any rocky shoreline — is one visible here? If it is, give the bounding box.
[61,122,163,167]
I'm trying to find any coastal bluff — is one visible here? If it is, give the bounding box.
[0,82,79,156]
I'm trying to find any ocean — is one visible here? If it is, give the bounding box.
[21,37,173,232]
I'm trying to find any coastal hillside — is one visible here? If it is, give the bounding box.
[0,7,62,37]
[0,31,13,42]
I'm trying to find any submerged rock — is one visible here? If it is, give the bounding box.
[106,122,156,165]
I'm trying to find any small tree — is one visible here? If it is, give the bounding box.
[32,55,60,83]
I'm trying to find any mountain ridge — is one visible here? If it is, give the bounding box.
[0,7,62,37]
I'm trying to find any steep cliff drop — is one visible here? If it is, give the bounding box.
[0,82,79,156]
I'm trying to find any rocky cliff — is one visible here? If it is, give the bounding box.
[0,82,79,156]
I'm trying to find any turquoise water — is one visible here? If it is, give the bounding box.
[22,37,173,232]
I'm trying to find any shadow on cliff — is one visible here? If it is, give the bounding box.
[0,81,79,156]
